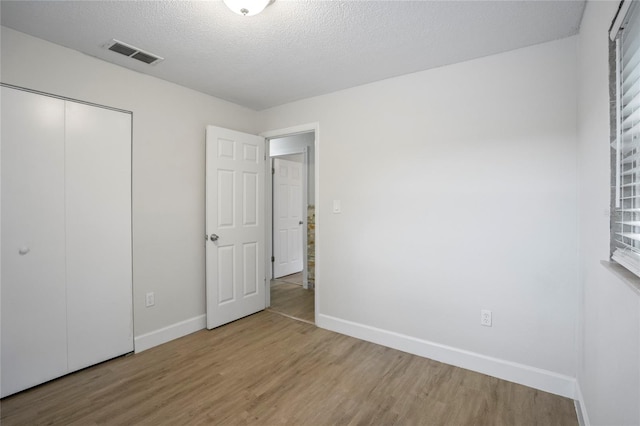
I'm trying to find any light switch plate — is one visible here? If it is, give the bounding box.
[146,292,155,307]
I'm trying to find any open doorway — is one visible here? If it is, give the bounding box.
[268,132,315,324]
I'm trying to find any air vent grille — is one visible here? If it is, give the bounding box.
[131,51,158,65]
[105,39,164,65]
[108,43,137,57]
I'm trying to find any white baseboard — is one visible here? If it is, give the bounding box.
[317,314,577,399]
[574,382,590,426]
[134,314,206,353]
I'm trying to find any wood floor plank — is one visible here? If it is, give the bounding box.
[0,311,577,425]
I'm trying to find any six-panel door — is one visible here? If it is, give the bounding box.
[273,158,304,278]
[205,126,265,329]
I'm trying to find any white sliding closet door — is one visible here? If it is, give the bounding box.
[65,102,133,371]
[1,86,133,397]
[1,88,69,397]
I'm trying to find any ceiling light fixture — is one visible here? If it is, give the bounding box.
[223,0,271,16]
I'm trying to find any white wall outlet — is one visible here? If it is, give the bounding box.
[145,292,155,307]
[481,309,492,327]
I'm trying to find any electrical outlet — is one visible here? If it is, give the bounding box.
[481,309,492,327]
[146,292,155,307]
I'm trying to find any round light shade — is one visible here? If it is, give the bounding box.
[223,0,270,16]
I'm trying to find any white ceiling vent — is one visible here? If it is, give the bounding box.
[105,39,164,65]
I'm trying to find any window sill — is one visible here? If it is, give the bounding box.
[600,260,640,296]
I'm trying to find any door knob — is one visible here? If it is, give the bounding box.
[210,234,219,242]
[299,221,304,225]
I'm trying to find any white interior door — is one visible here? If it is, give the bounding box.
[64,102,133,371]
[1,87,68,397]
[206,126,265,329]
[273,158,304,278]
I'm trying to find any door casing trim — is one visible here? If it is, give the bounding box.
[261,123,319,323]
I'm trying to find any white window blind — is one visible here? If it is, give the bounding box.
[612,1,640,277]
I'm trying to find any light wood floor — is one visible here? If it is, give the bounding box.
[269,277,315,323]
[1,311,577,425]
[273,271,303,286]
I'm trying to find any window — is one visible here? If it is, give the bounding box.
[611,0,640,276]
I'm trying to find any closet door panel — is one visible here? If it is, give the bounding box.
[65,102,133,372]
[1,88,68,397]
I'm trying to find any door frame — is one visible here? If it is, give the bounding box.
[261,123,319,324]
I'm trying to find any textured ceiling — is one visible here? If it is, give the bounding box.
[0,0,585,110]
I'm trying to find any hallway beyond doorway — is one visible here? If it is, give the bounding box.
[274,272,303,286]
[269,273,314,323]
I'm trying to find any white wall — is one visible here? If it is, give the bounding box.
[577,2,640,425]
[277,153,304,163]
[258,37,579,395]
[0,27,258,339]
[269,133,315,156]
[269,132,315,202]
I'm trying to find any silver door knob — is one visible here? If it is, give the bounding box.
[210,234,219,242]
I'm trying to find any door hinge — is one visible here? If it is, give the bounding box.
[271,256,275,262]
[272,167,275,175]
